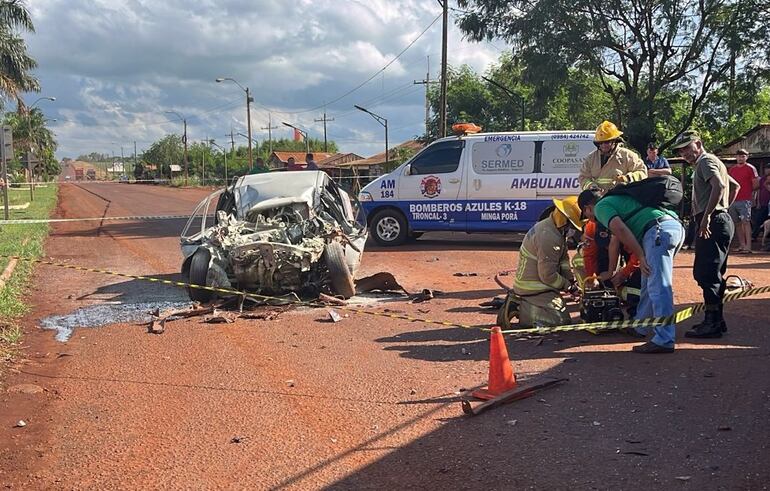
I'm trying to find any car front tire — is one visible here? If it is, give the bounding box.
[186,248,215,303]
[324,241,356,299]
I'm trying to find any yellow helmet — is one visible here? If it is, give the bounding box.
[594,121,623,143]
[552,196,584,230]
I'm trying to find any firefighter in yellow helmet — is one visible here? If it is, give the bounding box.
[578,121,648,193]
[506,197,583,328]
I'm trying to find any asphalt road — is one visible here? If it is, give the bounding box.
[1,182,769,489]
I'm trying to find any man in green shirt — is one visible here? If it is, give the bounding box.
[579,190,684,353]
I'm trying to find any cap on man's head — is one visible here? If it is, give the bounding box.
[670,130,701,150]
[736,148,749,156]
[647,142,658,150]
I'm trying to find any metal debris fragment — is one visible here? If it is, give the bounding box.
[355,272,409,295]
[327,309,343,323]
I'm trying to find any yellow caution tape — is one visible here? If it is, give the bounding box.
[2,254,768,337]
[0,214,213,225]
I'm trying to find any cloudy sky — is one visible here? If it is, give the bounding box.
[21,0,508,160]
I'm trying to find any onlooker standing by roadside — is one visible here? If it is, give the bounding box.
[643,142,672,177]
[305,153,319,171]
[286,156,303,171]
[671,131,739,338]
[751,166,770,240]
[727,149,758,253]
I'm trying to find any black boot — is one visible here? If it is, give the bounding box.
[718,304,727,332]
[685,309,723,338]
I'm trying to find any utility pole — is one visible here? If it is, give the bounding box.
[245,87,254,171]
[228,126,235,154]
[202,136,206,185]
[182,118,189,185]
[260,113,279,155]
[439,0,448,138]
[133,141,137,180]
[314,111,334,152]
[414,56,438,136]
[1,126,13,220]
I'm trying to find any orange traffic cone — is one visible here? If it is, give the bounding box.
[472,326,517,400]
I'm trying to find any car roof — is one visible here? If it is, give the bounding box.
[233,171,331,215]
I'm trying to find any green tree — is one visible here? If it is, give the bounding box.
[0,0,39,108]
[424,59,615,138]
[141,134,182,179]
[457,0,770,153]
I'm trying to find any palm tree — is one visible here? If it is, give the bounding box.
[3,107,58,178]
[0,0,39,109]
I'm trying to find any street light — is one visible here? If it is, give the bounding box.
[281,122,309,154]
[209,139,228,184]
[165,110,188,186]
[354,105,389,167]
[27,96,56,200]
[216,77,254,171]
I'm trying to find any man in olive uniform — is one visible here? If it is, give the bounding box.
[579,121,648,193]
[510,196,583,327]
[671,130,740,338]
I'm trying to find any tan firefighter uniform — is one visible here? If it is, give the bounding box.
[511,197,582,328]
[578,121,647,192]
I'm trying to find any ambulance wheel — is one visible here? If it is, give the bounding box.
[371,209,408,246]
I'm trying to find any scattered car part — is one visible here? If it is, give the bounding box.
[355,272,409,295]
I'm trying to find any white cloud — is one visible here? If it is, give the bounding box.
[23,0,508,159]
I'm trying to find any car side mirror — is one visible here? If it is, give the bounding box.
[403,163,412,176]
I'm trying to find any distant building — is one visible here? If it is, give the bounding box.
[713,123,770,172]
[338,140,425,177]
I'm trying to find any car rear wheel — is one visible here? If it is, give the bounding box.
[371,209,408,246]
[187,248,215,303]
[324,241,356,299]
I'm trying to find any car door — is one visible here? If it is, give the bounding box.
[398,140,466,231]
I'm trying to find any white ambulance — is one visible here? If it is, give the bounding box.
[358,128,594,245]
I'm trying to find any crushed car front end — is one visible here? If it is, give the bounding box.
[180,171,367,301]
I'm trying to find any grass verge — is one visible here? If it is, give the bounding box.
[0,184,58,369]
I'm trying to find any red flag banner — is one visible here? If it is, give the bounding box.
[293,128,303,142]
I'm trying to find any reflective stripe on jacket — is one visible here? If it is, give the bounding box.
[513,217,573,295]
[578,145,648,192]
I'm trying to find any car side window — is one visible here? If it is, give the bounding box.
[410,141,464,175]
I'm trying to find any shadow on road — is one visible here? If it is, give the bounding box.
[50,217,189,240]
[325,301,770,489]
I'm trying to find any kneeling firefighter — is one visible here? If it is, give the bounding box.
[499,197,583,329]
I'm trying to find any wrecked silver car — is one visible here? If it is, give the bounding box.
[180,171,368,301]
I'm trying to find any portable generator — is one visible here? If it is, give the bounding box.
[580,288,624,323]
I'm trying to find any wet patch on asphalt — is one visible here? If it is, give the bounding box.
[40,301,192,342]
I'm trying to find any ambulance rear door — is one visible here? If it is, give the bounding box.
[538,135,593,197]
[466,136,538,232]
[398,139,466,231]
